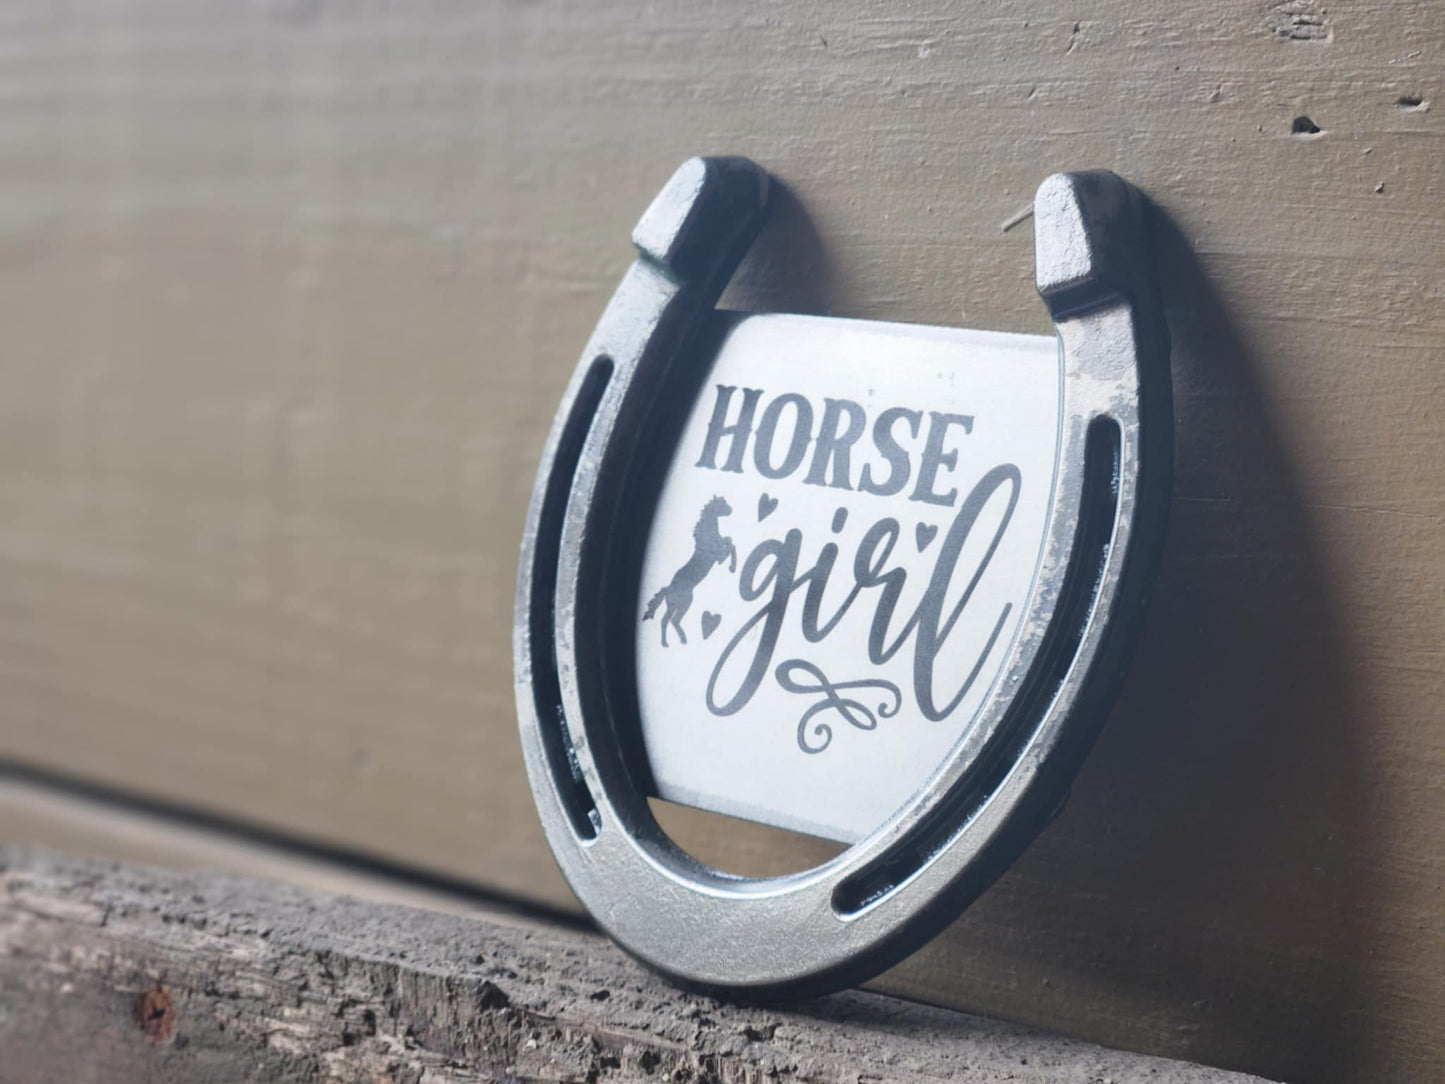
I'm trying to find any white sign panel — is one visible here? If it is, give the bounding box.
[635,314,1061,842]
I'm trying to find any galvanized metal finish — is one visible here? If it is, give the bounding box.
[514,158,1171,996]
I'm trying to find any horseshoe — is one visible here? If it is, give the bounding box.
[514,157,1172,995]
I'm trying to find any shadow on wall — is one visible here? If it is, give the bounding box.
[716,186,1370,1084]
[900,204,1370,1084]
[721,177,841,318]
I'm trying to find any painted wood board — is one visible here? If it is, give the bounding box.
[1,2,1442,1080]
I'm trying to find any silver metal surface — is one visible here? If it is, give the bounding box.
[514,158,1172,996]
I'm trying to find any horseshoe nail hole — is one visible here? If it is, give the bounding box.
[1291,115,1323,136]
[1397,94,1428,111]
[528,353,614,842]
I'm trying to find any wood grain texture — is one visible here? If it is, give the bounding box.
[0,2,1441,1081]
[0,777,583,925]
[0,845,1275,1084]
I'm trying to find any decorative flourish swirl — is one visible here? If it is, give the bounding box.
[774,659,903,754]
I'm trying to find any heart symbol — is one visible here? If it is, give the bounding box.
[916,522,938,552]
[701,611,721,639]
[758,493,778,521]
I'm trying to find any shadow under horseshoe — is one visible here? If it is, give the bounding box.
[896,203,1371,1084]
[663,180,1371,1083]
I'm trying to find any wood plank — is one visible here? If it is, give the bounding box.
[0,844,1273,1083]
[0,2,1442,1081]
[0,777,574,927]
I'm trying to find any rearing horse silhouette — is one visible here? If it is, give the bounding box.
[643,495,736,647]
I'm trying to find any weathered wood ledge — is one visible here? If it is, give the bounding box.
[0,845,1273,1083]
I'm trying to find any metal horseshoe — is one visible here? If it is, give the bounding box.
[514,156,1172,996]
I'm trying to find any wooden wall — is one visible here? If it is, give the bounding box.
[2,3,1442,1081]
